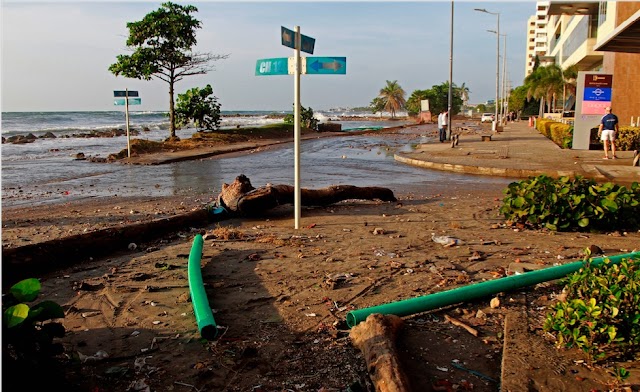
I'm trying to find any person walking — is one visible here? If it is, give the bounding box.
[437,110,448,143]
[598,106,619,159]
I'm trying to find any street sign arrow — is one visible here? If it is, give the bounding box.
[305,57,346,75]
[281,26,315,54]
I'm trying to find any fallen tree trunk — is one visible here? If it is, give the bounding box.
[218,174,397,215]
[349,313,412,392]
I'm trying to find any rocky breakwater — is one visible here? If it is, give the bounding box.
[2,128,145,144]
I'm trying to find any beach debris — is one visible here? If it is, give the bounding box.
[450,361,498,383]
[444,314,478,336]
[128,242,137,251]
[431,233,463,247]
[128,379,151,392]
[246,253,261,261]
[350,314,412,391]
[79,350,109,363]
[324,272,355,289]
[468,251,485,261]
[372,227,385,235]
[490,297,500,308]
[217,175,396,215]
[587,244,604,255]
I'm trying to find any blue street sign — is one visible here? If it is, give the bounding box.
[305,57,346,75]
[583,87,612,102]
[281,26,315,54]
[255,58,290,76]
[114,90,139,97]
[114,97,142,105]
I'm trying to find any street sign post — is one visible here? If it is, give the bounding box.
[257,27,346,229]
[113,90,140,158]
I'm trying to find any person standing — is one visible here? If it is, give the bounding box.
[598,106,619,159]
[437,110,448,143]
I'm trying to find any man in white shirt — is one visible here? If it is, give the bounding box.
[437,111,448,143]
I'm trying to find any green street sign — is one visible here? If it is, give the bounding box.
[114,97,141,105]
[255,57,290,76]
[306,57,346,75]
[281,26,315,54]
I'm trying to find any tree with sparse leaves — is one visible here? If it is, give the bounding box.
[109,2,229,139]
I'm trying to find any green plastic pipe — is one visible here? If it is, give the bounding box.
[188,234,218,340]
[346,251,640,328]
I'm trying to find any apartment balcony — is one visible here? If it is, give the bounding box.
[562,37,602,68]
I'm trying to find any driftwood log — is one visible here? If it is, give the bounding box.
[349,314,412,392]
[217,174,397,215]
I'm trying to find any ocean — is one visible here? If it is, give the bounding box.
[0,110,417,206]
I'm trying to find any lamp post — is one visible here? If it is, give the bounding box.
[488,30,507,125]
[474,8,500,131]
[448,0,454,141]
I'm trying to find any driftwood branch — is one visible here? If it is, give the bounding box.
[349,314,412,392]
[218,175,397,215]
[444,314,479,336]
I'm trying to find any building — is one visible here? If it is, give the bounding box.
[527,1,640,126]
[525,1,551,76]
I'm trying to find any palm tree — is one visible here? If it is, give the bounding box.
[378,80,406,118]
[524,64,563,116]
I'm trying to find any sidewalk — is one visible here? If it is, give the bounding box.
[395,120,639,186]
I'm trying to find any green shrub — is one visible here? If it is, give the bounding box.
[175,84,222,132]
[617,126,640,151]
[535,118,573,148]
[3,278,68,387]
[284,105,319,131]
[500,175,640,231]
[544,254,640,364]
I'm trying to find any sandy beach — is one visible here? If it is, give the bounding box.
[3,124,639,391]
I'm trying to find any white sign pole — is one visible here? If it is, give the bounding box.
[125,88,131,158]
[294,26,302,229]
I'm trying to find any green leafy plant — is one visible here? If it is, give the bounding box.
[175,84,222,132]
[284,105,319,131]
[500,175,640,231]
[543,255,640,363]
[3,278,67,386]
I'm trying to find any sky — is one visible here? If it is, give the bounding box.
[1,0,538,112]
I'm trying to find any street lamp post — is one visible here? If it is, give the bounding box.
[488,30,507,125]
[474,8,500,131]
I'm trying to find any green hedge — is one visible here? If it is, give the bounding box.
[536,118,640,151]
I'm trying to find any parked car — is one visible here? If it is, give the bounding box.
[481,113,495,123]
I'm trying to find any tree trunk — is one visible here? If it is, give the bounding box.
[350,314,412,392]
[217,175,397,216]
[169,79,176,139]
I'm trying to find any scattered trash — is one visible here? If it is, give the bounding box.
[372,227,385,235]
[468,251,484,261]
[431,233,463,247]
[490,297,500,309]
[374,249,386,257]
[436,366,449,372]
[128,243,137,251]
[450,361,498,383]
[79,350,109,363]
[325,273,355,289]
